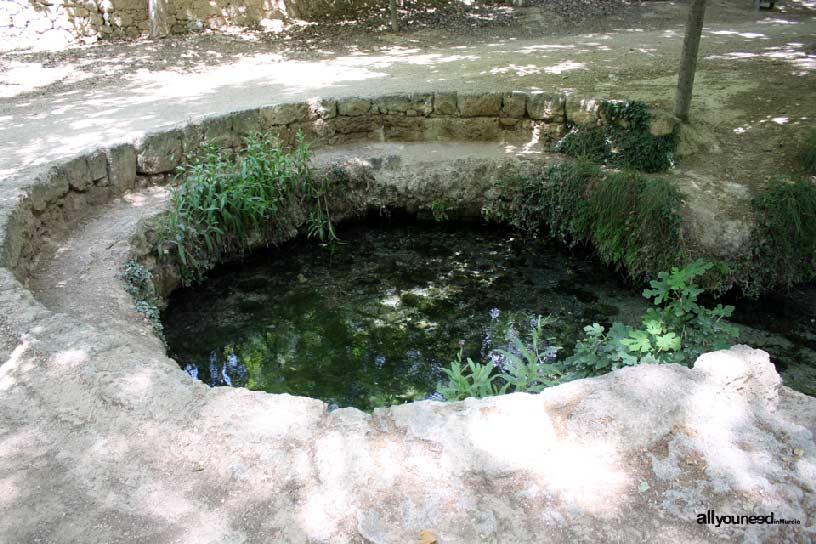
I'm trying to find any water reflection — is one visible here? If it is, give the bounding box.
[163,219,646,410]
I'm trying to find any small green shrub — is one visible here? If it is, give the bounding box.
[430,200,450,222]
[563,259,739,377]
[749,178,816,290]
[438,261,739,401]
[495,316,562,392]
[437,348,499,401]
[437,316,562,401]
[555,100,676,173]
[159,131,336,283]
[120,260,165,341]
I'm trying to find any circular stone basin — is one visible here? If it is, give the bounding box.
[162,215,649,410]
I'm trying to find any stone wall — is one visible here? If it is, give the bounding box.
[1,0,288,48]
[0,0,449,49]
[0,90,675,285]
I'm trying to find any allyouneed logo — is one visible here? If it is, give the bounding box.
[697,510,801,528]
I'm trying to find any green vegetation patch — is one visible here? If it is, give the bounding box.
[797,129,816,176]
[485,161,683,281]
[120,259,165,341]
[580,171,683,280]
[555,100,676,173]
[748,178,816,290]
[158,131,337,283]
[437,260,739,401]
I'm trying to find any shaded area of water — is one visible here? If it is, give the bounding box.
[162,216,646,410]
[163,215,816,410]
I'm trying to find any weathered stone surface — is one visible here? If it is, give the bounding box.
[231,108,264,143]
[565,95,600,125]
[433,92,458,116]
[105,143,137,191]
[309,97,338,119]
[337,97,372,117]
[372,93,433,116]
[527,91,565,121]
[424,118,501,141]
[199,114,234,148]
[457,92,502,117]
[136,130,183,174]
[501,91,528,118]
[649,110,680,137]
[87,149,108,184]
[261,102,312,126]
[28,167,69,212]
[330,116,375,135]
[58,155,93,192]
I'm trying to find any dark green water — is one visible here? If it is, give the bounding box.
[162,216,816,410]
[162,217,649,410]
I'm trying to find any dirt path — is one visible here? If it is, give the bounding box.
[29,186,169,343]
[1,1,814,195]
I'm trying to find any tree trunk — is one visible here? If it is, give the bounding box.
[149,0,169,39]
[389,0,399,32]
[674,0,707,123]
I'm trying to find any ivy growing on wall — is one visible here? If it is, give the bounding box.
[555,100,677,173]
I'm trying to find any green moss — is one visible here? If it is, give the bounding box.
[747,178,816,291]
[555,100,676,173]
[485,162,683,281]
[579,172,682,279]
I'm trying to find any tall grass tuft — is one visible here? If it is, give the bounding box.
[158,131,335,283]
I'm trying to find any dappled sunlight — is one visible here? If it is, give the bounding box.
[685,384,779,498]
[0,340,30,391]
[52,348,89,367]
[467,395,631,514]
[0,62,76,99]
[300,489,352,541]
[543,60,585,74]
[709,30,768,40]
[123,186,169,208]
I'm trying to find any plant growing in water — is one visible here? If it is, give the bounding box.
[438,260,739,401]
[158,130,337,283]
[437,348,499,401]
[437,316,562,401]
[564,259,738,377]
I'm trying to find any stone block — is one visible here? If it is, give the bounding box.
[329,116,374,135]
[457,92,502,117]
[136,129,182,175]
[57,155,93,192]
[423,118,499,142]
[231,108,264,143]
[501,92,527,118]
[309,97,337,120]
[29,168,70,212]
[433,92,457,116]
[372,93,433,116]
[87,149,108,184]
[106,143,137,192]
[527,92,565,121]
[380,116,425,141]
[649,110,679,137]
[337,97,371,117]
[199,114,234,148]
[261,102,311,126]
[565,96,600,125]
